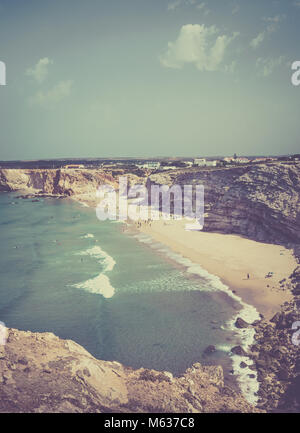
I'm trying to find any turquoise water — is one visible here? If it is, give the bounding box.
[0,192,241,376]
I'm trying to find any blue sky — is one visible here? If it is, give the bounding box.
[0,0,299,159]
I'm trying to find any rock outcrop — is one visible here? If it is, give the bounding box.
[0,328,260,413]
[249,302,300,412]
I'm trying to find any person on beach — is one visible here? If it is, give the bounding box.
[247,273,250,279]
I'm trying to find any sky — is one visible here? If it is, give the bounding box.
[0,0,299,159]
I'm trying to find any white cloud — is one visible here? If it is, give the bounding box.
[29,80,73,107]
[250,15,284,50]
[26,58,53,83]
[256,56,284,77]
[160,24,239,72]
[250,23,277,49]
[250,32,266,49]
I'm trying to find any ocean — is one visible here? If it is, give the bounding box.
[0,192,259,402]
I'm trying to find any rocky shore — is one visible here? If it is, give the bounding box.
[249,265,300,412]
[229,265,300,412]
[0,328,261,413]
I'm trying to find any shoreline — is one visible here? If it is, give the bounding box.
[13,191,297,325]
[135,218,297,321]
[129,223,262,403]
[8,191,299,407]
[128,217,298,405]
[11,185,298,321]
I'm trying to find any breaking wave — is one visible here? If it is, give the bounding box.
[73,246,116,298]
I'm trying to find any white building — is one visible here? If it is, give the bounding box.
[236,157,250,164]
[183,161,194,167]
[194,158,207,166]
[137,162,161,170]
[194,159,217,167]
[64,164,84,169]
[224,157,250,164]
[253,157,268,162]
[205,160,218,167]
[162,166,178,170]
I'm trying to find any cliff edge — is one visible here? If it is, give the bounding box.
[0,328,261,413]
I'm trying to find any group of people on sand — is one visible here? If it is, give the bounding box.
[136,219,152,229]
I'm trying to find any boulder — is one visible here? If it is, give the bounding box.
[270,312,281,324]
[231,346,248,357]
[203,345,216,356]
[235,317,250,329]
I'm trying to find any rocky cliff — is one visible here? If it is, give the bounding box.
[1,163,299,246]
[150,162,300,245]
[0,168,118,197]
[0,328,260,413]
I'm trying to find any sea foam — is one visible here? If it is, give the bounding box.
[74,273,115,298]
[171,251,260,404]
[73,245,116,298]
[81,233,95,239]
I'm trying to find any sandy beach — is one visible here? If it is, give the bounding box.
[136,218,297,320]
[70,191,297,320]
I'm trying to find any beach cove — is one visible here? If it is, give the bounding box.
[138,218,297,321]
[0,192,245,390]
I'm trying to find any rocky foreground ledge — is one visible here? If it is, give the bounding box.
[0,328,261,413]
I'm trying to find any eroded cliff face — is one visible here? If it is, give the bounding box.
[0,168,118,196]
[151,163,300,245]
[1,164,299,246]
[0,328,260,413]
